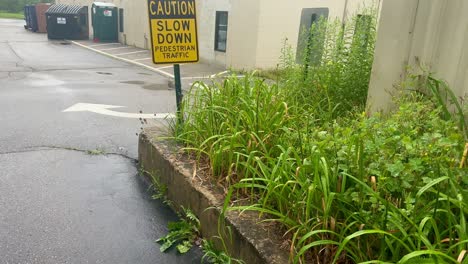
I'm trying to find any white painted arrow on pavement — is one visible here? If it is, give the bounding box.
[63,103,175,119]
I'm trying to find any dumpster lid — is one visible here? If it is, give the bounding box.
[46,4,84,15]
[92,2,117,7]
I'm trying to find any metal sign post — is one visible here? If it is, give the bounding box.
[147,0,199,121]
[173,64,182,112]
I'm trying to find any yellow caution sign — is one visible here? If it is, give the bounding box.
[147,0,199,64]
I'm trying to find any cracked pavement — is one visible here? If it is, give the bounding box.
[0,19,202,263]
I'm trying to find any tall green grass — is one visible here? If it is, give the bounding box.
[281,9,377,119]
[172,7,468,264]
[0,11,24,19]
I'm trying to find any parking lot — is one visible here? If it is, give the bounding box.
[71,40,230,89]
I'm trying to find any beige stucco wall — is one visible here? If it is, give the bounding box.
[55,0,379,70]
[225,0,378,69]
[367,0,468,113]
[117,0,151,49]
[253,0,344,69]
[196,0,230,66]
[250,0,378,69]
[225,0,261,69]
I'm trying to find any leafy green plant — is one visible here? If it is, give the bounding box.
[156,207,200,254]
[424,75,467,141]
[176,72,467,262]
[201,240,245,264]
[279,7,378,119]
[139,168,171,206]
[171,6,467,264]
[225,93,467,263]
[86,148,106,155]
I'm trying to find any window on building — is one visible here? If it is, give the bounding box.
[214,11,228,52]
[119,8,124,33]
[296,8,329,64]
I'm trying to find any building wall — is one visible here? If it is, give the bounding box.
[56,0,378,70]
[253,0,344,69]
[196,0,231,66]
[367,0,468,113]
[251,0,378,69]
[225,0,261,69]
[118,0,151,49]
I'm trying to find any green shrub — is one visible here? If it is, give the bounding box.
[173,8,467,264]
[279,8,377,119]
[176,73,467,263]
[156,207,200,254]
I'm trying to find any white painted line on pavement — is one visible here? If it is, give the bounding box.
[155,66,172,70]
[210,70,229,78]
[63,103,175,119]
[115,50,148,56]
[180,70,230,80]
[101,46,132,51]
[133,57,152,61]
[156,64,184,70]
[89,43,120,47]
[70,41,175,79]
[181,76,209,80]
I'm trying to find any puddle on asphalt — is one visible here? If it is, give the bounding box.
[28,72,65,86]
[96,72,113,75]
[142,83,168,90]
[138,72,151,76]
[120,80,169,90]
[121,80,145,85]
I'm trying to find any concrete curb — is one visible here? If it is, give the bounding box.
[138,128,289,264]
[70,41,175,79]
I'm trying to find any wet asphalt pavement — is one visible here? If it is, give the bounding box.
[0,19,202,263]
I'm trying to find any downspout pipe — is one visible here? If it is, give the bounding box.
[342,0,349,23]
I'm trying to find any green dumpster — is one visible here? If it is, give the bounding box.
[92,2,118,42]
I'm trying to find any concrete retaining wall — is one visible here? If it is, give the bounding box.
[138,128,289,264]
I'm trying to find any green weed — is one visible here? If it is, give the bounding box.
[143,169,170,206]
[86,149,106,155]
[279,7,377,119]
[201,240,245,264]
[156,207,200,254]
